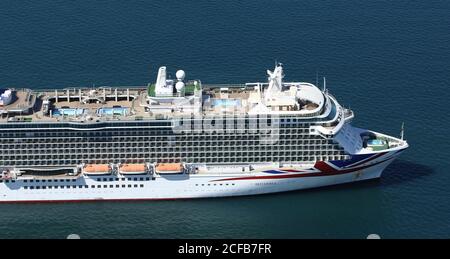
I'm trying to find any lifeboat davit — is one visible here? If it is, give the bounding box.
[83,164,111,176]
[155,163,184,174]
[119,164,148,175]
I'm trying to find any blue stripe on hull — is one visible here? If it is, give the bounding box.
[328,153,373,168]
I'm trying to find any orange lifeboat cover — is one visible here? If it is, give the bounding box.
[156,163,183,172]
[120,164,146,172]
[84,164,110,173]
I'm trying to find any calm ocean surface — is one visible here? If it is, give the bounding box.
[0,0,449,238]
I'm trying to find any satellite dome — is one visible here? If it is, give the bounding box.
[175,81,185,92]
[176,70,186,81]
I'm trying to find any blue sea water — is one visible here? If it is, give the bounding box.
[0,0,449,238]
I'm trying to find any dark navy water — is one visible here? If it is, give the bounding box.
[0,0,449,238]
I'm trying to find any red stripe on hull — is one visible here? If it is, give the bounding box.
[212,155,394,182]
[313,161,338,173]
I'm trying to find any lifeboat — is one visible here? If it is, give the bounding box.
[83,164,111,176]
[155,163,184,174]
[119,164,148,175]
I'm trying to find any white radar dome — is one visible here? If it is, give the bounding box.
[176,70,186,81]
[175,81,185,92]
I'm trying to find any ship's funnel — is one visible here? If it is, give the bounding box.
[156,66,167,88]
[155,66,174,96]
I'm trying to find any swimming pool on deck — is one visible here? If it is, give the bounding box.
[211,99,241,107]
[53,108,85,117]
[97,107,129,116]
[367,139,386,146]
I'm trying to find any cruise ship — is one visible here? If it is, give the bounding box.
[0,64,408,202]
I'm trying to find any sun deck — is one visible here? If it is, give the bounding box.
[0,87,152,123]
[0,64,331,124]
[0,89,36,116]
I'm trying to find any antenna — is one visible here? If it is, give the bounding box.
[323,77,326,92]
[400,122,405,140]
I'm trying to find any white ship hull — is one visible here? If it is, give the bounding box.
[0,148,405,203]
[0,64,409,203]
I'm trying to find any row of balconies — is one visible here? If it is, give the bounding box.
[0,150,346,162]
[0,139,337,150]
[0,146,345,156]
[0,135,335,147]
[0,155,349,167]
[0,130,318,142]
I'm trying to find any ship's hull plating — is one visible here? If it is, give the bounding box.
[0,149,404,203]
